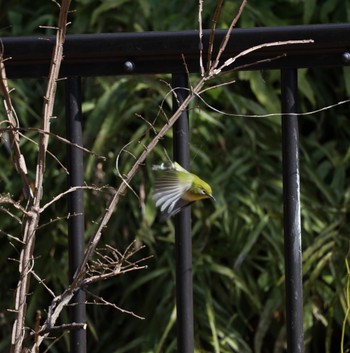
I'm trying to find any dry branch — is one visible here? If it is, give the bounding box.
[9,1,72,352]
[31,241,148,349]
[0,50,32,199]
[84,290,145,320]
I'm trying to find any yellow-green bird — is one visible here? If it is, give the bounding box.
[152,161,214,220]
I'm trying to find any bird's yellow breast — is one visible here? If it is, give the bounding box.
[182,190,209,202]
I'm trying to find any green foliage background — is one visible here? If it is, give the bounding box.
[1,1,350,352]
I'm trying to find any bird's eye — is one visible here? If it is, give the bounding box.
[200,189,206,195]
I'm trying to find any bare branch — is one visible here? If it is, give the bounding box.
[42,333,66,353]
[84,242,150,285]
[0,194,27,214]
[0,229,24,244]
[198,0,204,76]
[136,113,158,135]
[27,322,86,339]
[198,79,236,94]
[209,0,247,74]
[0,125,106,176]
[210,39,314,77]
[34,0,71,202]
[31,271,56,298]
[30,241,148,349]
[207,0,224,71]
[15,129,69,174]
[36,212,83,230]
[84,289,145,320]
[195,90,350,118]
[39,25,60,30]
[232,53,287,71]
[39,185,112,213]
[0,54,32,200]
[10,1,72,352]
[115,139,142,203]
[26,126,105,160]
[0,206,22,224]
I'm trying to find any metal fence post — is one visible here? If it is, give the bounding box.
[281,68,304,353]
[66,76,87,353]
[172,73,194,353]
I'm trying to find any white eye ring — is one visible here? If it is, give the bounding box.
[200,189,206,195]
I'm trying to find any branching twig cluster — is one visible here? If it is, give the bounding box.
[30,241,149,348]
[85,242,150,285]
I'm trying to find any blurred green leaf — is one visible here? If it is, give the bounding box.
[303,0,316,23]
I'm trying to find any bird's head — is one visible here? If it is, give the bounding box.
[185,176,215,202]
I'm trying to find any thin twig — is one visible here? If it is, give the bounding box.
[194,91,350,118]
[115,139,142,203]
[27,323,86,338]
[232,53,287,71]
[0,206,22,224]
[0,194,27,214]
[198,0,204,76]
[36,212,84,230]
[16,129,69,174]
[209,0,247,75]
[0,54,32,199]
[42,333,66,353]
[84,263,148,285]
[85,242,150,285]
[210,39,314,77]
[0,229,24,244]
[0,126,106,160]
[207,0,224,71]
[136,113,158,135]
[84,289,145,320]
[198,79,236,94]
[39,185,111,213]
[31,271,56,298]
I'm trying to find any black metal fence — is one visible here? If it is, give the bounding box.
[3,23,350,353]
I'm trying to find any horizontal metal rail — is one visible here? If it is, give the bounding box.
[2,24,350,78]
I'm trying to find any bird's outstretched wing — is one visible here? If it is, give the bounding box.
[158,198,194,222]
[153,170,190,209]
[153,165,192,221]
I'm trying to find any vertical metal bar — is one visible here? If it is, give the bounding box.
[172,73,194,353]
[281,69,304,353]
[66,76,87,353]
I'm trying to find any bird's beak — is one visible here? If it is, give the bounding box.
[209,194,216,202]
